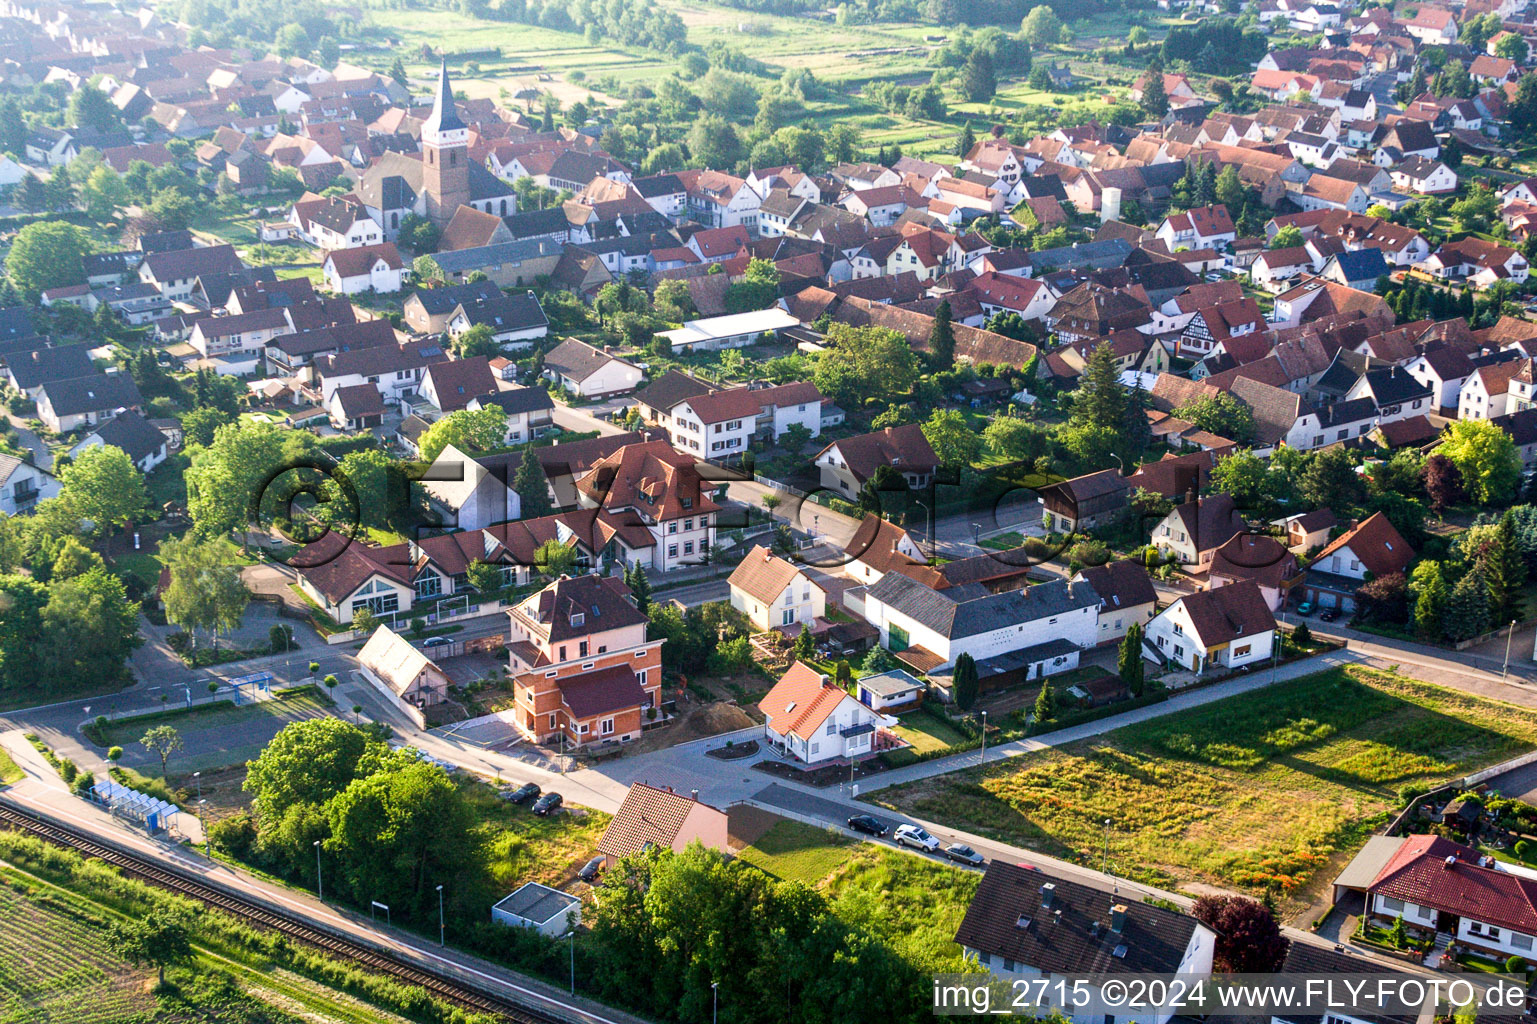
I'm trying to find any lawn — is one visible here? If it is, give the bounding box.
[0,745,21,785]
[892,710,969,754]
[979,531,1027,551]
[873,666,1537,910]
[735,819,854,886]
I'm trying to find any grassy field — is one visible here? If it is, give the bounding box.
[873,666,1537,909]
[734,816,978,970]
[464,779,613,889]
[0,877,163,1022]
[735,819,854,886]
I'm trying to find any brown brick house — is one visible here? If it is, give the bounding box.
[504,574,663,747]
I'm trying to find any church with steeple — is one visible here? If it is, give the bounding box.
[355,61,517,242]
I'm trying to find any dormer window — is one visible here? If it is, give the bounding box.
[570,612,585,627]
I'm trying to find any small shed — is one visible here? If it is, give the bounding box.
[857,669,926,711]
[491,882,581,937]
[1065,674,1130,708]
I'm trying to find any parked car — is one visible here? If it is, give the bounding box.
[507,782,540,804]
[945,843,985,866]
[1296,601,1315,616]
[532,792,563,816]
[1320,607,1339,623]
[422,636,451,648]
[847,814,887,837]
[578,855,604,882]
[894,824,940,851]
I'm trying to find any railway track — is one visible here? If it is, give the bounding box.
[0,799,598,1024]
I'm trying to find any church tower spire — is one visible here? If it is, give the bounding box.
[421,60,469,230]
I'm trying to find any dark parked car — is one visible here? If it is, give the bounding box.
[1320,607,1339,623]
[846,814,887,837]
[945,843,985,866]
[578,855,604,882]
[507,782,540,804]
[532,792,563,816]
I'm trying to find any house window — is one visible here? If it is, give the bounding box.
[826,720,836,736]
[668,545,678,558]
[1174,644,1185,658]
[601,718,614,736]
[668,522,677,534]
[810,742,819,755]
[579,642,589,658]
[782,609,795,625]
[1513,934,1534,950]
[548,714,556,728]
[684,541,694,554]
[1381,897,1405,914]
[1234,644,1251,658]
[559,646,567,661]
[684,518,693,530]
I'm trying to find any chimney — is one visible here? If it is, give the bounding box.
[1040,883,1056,908]
[691,789,699,802]
[1444,855,1457,869]
[1110,903,1128,933]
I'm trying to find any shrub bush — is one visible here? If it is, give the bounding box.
[166,631,192,654]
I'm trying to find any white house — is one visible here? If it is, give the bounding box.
[861,573,1100,679]
[757,661,884,766]
[0,454,59,516]
[1145,580,1276,675]
[323,243,405,295]
[420,443,521,531]
[1457,359,1527,421]
[666,381,823,459]
[1154,204,1236,250]
[542,338,642,397]
[1151,494,1245,568]
[729,546,828,632]
[68,409,169,474]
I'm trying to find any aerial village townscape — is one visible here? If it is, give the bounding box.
[21,0,1537,1019]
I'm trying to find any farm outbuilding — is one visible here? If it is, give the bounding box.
[491,883,580,937]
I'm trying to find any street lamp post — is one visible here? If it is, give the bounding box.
[192,771,201,801]
[197,799,207,854]
[712,981,719,1024]
[1505,619,1518,679]
[313,840,323,901]
[436,884,445,947]
[971,522,981,546]
[1102,818,1111,876]
[979,709,988,767]
[569,926,575,994]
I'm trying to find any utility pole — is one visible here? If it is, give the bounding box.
[436,884,445,947]
[1505,619,1518,679]
[314,840,323,901]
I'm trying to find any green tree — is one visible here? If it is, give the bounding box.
[141,724,183,777]
[184,420,320,541]
[0,575,47,690]
[534,538,576,579]
[1020,5,1063,44]
[1497,33,1529,64]
[1210,451,1273,509]
[35,567,139,688]
[181,406,234,449]
[1140,71,1168,119]
[244,718,382,824]
[417,406,507,462]
[1443,569,1492,642]
[466,559,502,593]
[451,323,500,358]
[952,652,979,710]
[58,444,147,538]
[929,299,955,369]
[629,563,652,613]
[1300,447,1364,510]
[922,408,980,469]
[513,447,552,519]
[723,258,780,314]
[325,759,476,917]
[80,165,128,221]
[106,909,191,987]
[1033,680,1056,722]
[1412,561,1448,640]
[957,49,996,103]
[812,324,920,409]
[1174,393,1254,443]
[686,112,743,169]
[1440,420,1522,505]
[1070,342,1126,434]
[1269,225,1304,249]
[160,535,250,648]
[331,449,406,531]
[1119,622,1145,697]
[7,220,91,299]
